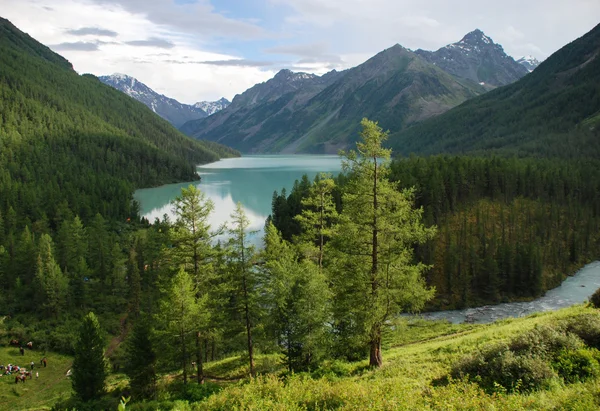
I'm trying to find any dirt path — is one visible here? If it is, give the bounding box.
[106,314,129,358]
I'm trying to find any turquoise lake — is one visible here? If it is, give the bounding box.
[134,155,343,235]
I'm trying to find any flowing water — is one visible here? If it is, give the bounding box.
[416,261,600,324]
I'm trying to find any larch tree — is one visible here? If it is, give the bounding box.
[294,173,338,269]
[170,184,216,383]
[157,267,204,385]
[72,312,107,402]
[261,223,330,371]
[35,233,68,317]
[332,118,436,368]
[227,202,258,377]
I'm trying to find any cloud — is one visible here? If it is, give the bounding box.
[125,37,175,48]
[66,27,118,37]
[51,41,99,51]
[176,59,276,67]
[89,0,267,40]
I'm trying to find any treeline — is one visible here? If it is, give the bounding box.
[271,155,600,309]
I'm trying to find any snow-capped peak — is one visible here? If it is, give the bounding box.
[194,98,231,115]
[516,55,541,72]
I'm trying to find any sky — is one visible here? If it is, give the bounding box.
[2,0,599,104]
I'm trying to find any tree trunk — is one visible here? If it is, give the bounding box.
[195,331,204,384]
[369,325,383,367]
[243,277,255,377]
[181,328,187,384]
[369,155,382,369]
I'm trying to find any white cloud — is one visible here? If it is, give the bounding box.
[1,0,275,103]
[3,0,600,104]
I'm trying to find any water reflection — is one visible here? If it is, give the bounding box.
[134,155,343,243]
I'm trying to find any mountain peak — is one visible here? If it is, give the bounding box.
[273,69,317,82]
[460,29,494,46]
[415,29,529,87]
[516,55,542,72]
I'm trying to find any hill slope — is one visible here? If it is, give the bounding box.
[389,23,600,158]
[0,16,237,225]
[183,45,485,153]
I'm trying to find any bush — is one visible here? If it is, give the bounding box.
[508,325,583,359]
[450,346,556,393]
[169,381,221,402]
[589,287,600,308]
[563,313,600,349]
[552,348,600,383]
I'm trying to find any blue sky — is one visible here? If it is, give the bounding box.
[3,0,599,103]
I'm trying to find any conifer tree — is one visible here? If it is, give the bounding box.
[157,267,204,384]
[171,184,216,383]
[262,223,330,371]
[227,203,258,376]
[72,312,107,402]
[35,234,68,317]
[125,316,157,400]
[294,174,338,269]
[332,118,436,367]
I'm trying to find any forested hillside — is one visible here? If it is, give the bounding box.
[0,17,237,226]
[271,155,600,309]
[0,16,238,355]
[388,22,600,158]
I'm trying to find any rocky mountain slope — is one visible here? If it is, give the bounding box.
[99,74,229,127]
[415,29,529,87]
[388,23,600,159]
[181,44,486,153]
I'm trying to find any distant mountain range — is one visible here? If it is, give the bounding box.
[516,55,542,72]
[387,23,600,159]
[181,29,532,153]
[99,74,230,128]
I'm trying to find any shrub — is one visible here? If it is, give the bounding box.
[552,348,600,383]
[589,287,600,308]
[450,346,556,393]
[508,325,582,360]
[563,313,600,349]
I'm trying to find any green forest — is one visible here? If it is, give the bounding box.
[272,155,600,310]
[2,13,600,411]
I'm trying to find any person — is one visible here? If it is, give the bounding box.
[30,361,34,370]
[43,357,47,367]
[19,347,24,356]
[35,371,39,379]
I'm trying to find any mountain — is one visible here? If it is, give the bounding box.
[415,29,529,87]
[99,74,229,127]
[516,55,542,72]
[181,45,486,153]
[194,97,231,115]
[0,16,238,226]
[388,23,600,159]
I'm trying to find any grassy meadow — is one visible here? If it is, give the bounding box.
[4,305,600,410]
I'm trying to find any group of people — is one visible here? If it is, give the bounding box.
[0,363,39,383]
[0,357,46,383]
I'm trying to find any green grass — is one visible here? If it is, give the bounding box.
[0,346,73,410]
[5,306,600,410]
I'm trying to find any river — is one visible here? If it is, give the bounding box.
[135,155,600,324]
[417,261,600,324]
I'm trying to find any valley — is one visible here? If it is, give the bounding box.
[0,6,599,411]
